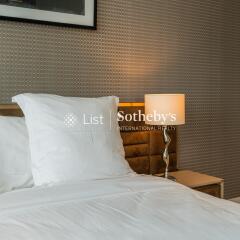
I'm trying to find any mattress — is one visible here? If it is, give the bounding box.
[0,175,240,240]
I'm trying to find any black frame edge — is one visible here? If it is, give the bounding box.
[0,0,97,30]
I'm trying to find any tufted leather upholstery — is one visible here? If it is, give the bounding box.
[119,105,177,174]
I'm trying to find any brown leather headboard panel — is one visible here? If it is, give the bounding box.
[0,103,177,175]
[118,104,177,174]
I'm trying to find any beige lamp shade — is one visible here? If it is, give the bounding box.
[144,94,185,126]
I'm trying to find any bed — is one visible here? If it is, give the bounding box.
[0,103,240,240]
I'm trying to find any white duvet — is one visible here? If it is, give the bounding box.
[0,175,240,240]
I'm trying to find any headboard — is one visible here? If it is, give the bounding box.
[0,103,177,175]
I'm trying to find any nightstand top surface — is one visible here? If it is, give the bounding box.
[155,170,224,188]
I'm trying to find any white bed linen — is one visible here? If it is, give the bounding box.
[13,94,132,186]
[0,175,240,240]
[0,117,33,193]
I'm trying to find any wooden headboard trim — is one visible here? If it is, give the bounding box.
[0,104,20,110]
[0,103,145,109]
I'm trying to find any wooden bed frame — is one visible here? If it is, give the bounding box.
[0,103,177,175]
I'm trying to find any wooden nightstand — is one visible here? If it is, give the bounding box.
[155,170,224,198]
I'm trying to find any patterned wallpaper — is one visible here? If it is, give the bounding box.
[0,0,239,198]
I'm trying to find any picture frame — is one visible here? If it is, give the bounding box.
[0,0,97,29]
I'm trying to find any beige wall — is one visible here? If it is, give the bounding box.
[0,0,239,197]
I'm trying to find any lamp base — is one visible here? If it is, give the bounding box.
[164,175,177,182]
[154,173,177,182]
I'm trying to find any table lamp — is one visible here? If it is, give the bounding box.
[145,94,185,179]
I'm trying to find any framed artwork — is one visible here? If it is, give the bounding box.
[0,0,97,29]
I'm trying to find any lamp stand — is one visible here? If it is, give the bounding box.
[163,126,176,181]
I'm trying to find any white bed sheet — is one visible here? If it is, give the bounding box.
[0,175,240,240]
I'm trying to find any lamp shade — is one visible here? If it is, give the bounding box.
[144,94,185,126]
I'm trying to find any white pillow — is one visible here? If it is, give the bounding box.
[13,94,132,186]
[0,117,33,193]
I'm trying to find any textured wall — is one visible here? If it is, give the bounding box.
[0,0,239,198]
